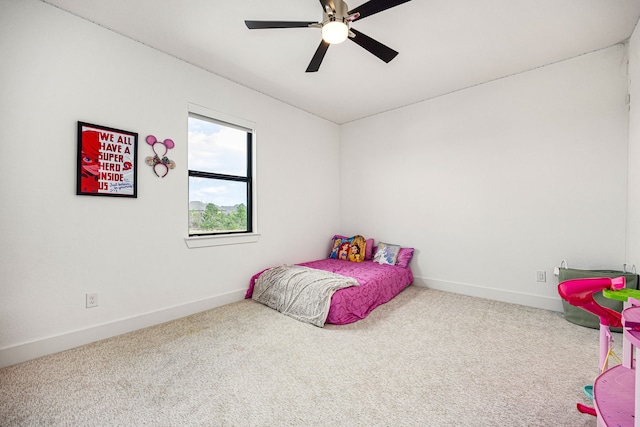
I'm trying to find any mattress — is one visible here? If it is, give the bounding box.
[246,258,414,325]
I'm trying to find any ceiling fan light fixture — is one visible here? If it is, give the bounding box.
[322,20,348,44]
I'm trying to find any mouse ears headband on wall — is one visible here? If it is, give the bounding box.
[145,135,176,178]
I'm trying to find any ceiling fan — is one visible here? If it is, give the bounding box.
[245,0,412,72]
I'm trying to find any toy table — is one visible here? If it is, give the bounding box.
[593,304,640,426]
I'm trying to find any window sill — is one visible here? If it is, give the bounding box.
[184,233,260,249]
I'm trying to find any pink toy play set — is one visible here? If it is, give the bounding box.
[559,276,640,426]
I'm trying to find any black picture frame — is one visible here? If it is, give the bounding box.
[77,122,138,197]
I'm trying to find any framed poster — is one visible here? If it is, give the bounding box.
[77,122,138,197]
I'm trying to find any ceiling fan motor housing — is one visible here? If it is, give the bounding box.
[323,0,349,23]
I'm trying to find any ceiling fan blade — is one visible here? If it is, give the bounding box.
[349,28,398,63]
[348,0,412,21]
[306,40,330,72]
[319,0,336,12]
[245,20,316,29]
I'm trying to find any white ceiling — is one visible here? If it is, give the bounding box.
[41,0,640,124]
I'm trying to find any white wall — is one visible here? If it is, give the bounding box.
[340,45,630,311]
[0,0,340,367]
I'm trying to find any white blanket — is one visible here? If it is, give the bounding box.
[252,265,359,327]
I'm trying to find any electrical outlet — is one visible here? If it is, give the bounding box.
[536,270,546,283]
[86,293,99,308]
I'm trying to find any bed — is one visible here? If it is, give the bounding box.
[245,235,414,327]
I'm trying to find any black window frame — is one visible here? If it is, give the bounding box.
[187,113,253,237]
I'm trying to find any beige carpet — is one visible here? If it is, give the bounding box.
[0,286,607,426]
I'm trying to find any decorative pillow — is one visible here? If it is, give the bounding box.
[331,235,372,261]
[336,240,352,261]
[396,247,415,268]
[372,245,414,268]
[329,236,344,259]
[372,242,401,265]
[348,235,366,263]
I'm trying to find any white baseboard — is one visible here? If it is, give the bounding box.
[413,276,564,313]
[0,290,246,368]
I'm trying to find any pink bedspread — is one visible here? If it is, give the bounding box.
[246,259,413,325]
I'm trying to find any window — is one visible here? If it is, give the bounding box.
[188,110,254,237]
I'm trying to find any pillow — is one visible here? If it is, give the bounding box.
[372,242,401,265]
[329,236,346,259]
[372,245,414,268]
[396,247,414,268]
[364,238,374,260]
[348,235,366,263]
[331,235,373,261]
